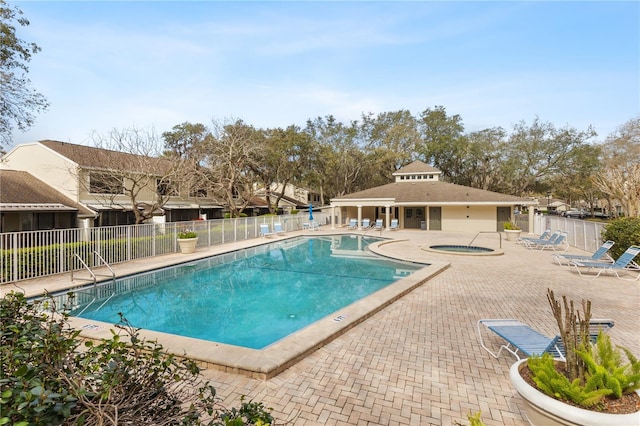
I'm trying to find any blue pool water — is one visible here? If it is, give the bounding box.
[71,235,422,349]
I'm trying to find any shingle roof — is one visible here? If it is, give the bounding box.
[39,140,173,174]
[333,180,534,204]
[0,170,96,216]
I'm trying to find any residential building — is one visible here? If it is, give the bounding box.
[1,140,223,227]
[330,160,537,231]
[0,170,96,232]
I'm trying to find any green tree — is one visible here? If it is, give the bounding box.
[463,127,507,191]
[415,106,465,181]
[358,110,418,184]
[0,0,48,150]
[500,117,597,196]
[305,115,365,198]
[162,121,210,159]
[251,125,312,214]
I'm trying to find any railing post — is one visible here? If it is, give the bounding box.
[59,230,66,276]
[12,232,18,282]
[126,226,132,261]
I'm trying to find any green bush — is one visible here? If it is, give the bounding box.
[0,292,274,425]
[601,217,640,259]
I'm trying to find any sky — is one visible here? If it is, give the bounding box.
[8,1,640,149]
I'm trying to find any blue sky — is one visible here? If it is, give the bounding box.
[10,1,640,148]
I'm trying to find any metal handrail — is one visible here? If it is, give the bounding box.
[468,231,502,249]
[70,251,116,287]
[71,253,97,286]
[93,250,116,285]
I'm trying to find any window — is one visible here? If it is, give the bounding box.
[90,172,123,194]
[189,188,208,198]
[157,179,178,196]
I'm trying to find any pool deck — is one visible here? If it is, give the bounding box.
[3,228,639,425]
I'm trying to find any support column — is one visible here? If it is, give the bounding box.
[385,205,390,230]
[330,205,336,229]
[357,206,362,230]
[528,207,535,235]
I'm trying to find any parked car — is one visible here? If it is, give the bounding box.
[562,210,585,219]
[587,211,610,219]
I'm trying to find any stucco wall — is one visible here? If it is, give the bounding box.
[2,143,79,200]
[440,205,497,232]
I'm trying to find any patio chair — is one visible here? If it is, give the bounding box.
[477,318,614,361]
[522,230,561,248]
[517,229,551,245]
[347,218,358,230]
[362,218,371,229]
[259,223,273,238]
[389,218,399,231]
[570,245,640,281]
[552,240,615,266]
[373,219,384,230]
[525,232,568,251]
[273,223,286,236]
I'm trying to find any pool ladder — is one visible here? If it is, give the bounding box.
[71,251,116,315]
[71,251,116,288]
[468,231,502,249]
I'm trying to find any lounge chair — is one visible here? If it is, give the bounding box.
[570,245,640,280]
[522,230,561,248]
[347,218,358,230]
[525,232,568,251]
[552,240,615,266]
[517,229,551,245]
[477,318,614,361]
[373,219,384,230]
[389,218,399,231]
[259,223,273,238]
[362,218,371,229]
[273,222,286,236]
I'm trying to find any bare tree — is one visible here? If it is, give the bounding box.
[88,127,184,224]
[196,119,260,217]
[593,116,640,217]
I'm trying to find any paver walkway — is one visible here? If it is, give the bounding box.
[3,230,639,425]
[199,231,639,425]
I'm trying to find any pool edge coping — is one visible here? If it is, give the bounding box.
[68,259,449,380]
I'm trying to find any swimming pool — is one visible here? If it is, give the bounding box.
[70,235,422,349]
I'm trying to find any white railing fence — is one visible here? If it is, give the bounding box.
[532,214,607,253]
[0,213,328,284]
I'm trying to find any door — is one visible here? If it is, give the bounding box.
[428,207,441,231]
[404,208,422,229]
[497,206,511,231]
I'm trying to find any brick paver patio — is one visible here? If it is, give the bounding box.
[198,231,639,425]
[4,230,638,425]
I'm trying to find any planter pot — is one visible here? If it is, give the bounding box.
[177,237,198,254]
[510,359,640,426]
[504,229,522,242]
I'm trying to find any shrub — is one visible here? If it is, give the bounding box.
[178,230,198,239]
[0,292,274,425]
[503,221,520,231]
[601,217,640,259]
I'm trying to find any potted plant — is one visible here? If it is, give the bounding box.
[177,230,198,254]
[503,221,521,242]
[509,289,640,425]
